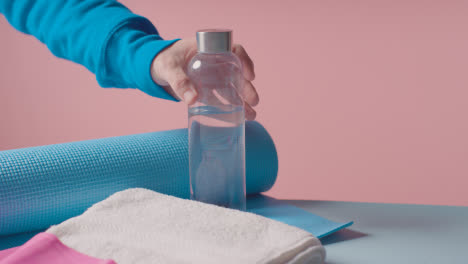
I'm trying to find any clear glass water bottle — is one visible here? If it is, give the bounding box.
[187,29,246,211]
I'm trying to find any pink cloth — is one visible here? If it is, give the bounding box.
[0,232,115,264]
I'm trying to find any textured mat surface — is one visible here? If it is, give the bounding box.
[0,122,277,237]
[247,195,353,238]
[0,121,351,250]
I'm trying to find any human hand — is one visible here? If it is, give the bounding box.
[151,39,259,120]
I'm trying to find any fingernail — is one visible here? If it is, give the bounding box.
[183,90,197,104]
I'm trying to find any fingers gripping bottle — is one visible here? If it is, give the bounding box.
[187,29,246,211]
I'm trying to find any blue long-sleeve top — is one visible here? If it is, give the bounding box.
[0,0,179,101]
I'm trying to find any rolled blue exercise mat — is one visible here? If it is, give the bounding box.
[0,121,351,250]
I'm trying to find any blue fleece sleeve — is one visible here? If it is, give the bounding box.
[0,0,179,101]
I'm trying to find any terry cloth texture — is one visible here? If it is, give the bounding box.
[47,188,326,264]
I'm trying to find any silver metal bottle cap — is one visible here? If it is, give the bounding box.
[196,29,232,53]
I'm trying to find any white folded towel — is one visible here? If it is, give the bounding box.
[47,188,325,264]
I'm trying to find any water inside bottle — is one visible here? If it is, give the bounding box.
[189,105,246,210]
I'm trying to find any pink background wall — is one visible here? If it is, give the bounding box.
[1,0,467,206]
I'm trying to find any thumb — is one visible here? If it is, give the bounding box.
[165,67,198,105]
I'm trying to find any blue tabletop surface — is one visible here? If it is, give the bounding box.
[288,200,468,264]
